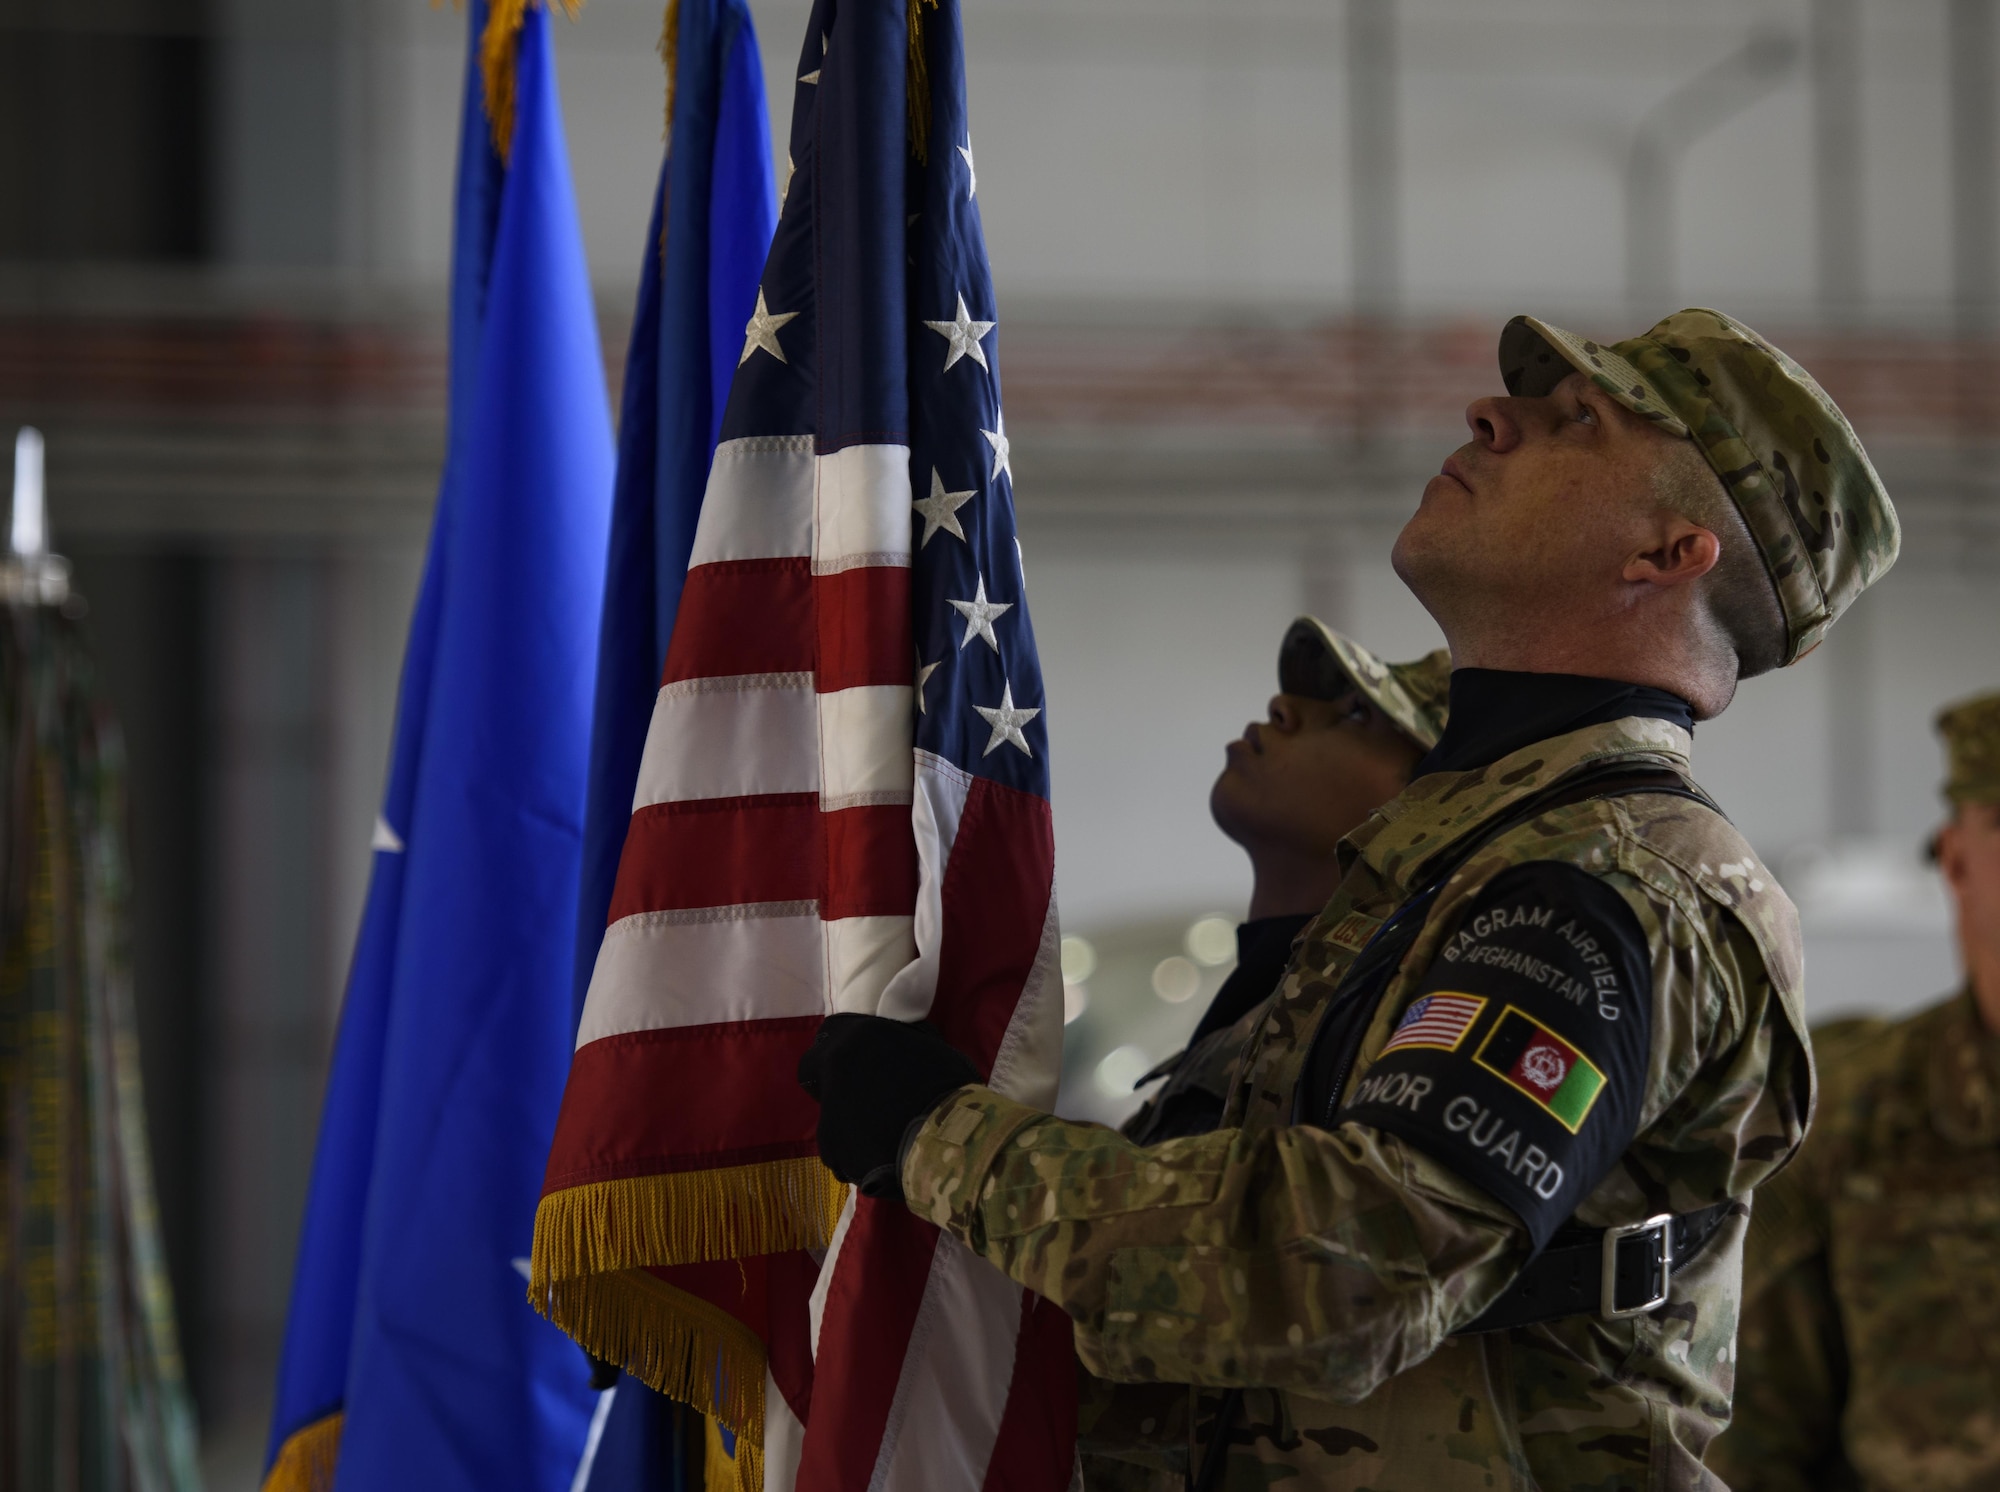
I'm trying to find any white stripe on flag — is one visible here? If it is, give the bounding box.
[826,914,920,1014]
[874,750,972,1023]
[986,888,1064,1111]
[764,1365,808,1492]
[814,443,914,572]
[820,686,916,807]
[866,1233,1023,1492]
[577,903,824,1045]
[635,674,817,807]
[690,435,816,565]
[686,440,915,571]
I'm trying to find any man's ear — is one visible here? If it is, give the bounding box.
[1623,516,1720,590]
[1936,817,1967,891]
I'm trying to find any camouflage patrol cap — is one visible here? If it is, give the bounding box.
[1937,691,2000,806]
[1498,308,1900,666]
[1277,617,1450,750]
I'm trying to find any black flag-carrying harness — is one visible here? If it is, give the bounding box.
[1289,761,1736,1329]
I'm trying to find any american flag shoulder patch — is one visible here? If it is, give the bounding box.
[1380,992,1487,1055]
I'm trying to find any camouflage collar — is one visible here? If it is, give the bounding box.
[1930,987,2000,1147]
[1343,715,1694,889]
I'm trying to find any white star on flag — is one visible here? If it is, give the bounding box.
[781,153,794,204]
[800,32,825,84]
[923,293,995,373]
[740,289,798,366]
[915,651,942,715]
[913,468,975,547]
[981,411,1011,484]
[958,137,976,198]
[948,573,1013,652]
[974,682,1040,757]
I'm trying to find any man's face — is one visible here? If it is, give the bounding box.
[1209,688,1422,862]
[1939,801,2000,971]
[1391,370,1690,644]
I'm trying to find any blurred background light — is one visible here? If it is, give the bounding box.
[1151,955,1202,1004]
[1060,933,1098,984]
[1183,914,1237,966]
[1094,1044,1154,1099]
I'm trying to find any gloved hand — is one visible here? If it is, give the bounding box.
[797,1013,982,1200]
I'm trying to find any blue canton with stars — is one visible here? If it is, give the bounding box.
[719,0,1049,799]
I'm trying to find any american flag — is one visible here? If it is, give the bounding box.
[533,1,1076,1487]
[1380,993,1487,1056]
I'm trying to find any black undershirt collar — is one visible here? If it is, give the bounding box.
[1189,912,1315,1045]
[1414,668,1696,779]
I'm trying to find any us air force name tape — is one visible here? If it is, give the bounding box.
[1340,862,1653,1249]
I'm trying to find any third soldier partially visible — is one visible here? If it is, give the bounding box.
[1712,691,2000,1492]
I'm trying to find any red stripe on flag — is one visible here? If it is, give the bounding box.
[793,1201,941,1492]
[979,1294,1078,1492]
[816,565,913,691]
[608,794,820,918]
[609,797,918,922]
[644,1248,820,1424]
[927,777,1057,1075]
[541,1018,822,1191]
[662,558,814,684]
[823,803,921,919]
[657,560,911,691]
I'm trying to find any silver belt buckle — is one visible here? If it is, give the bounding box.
[1601,1213,1674,1319]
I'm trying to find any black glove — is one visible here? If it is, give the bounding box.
[796,1013,981,1200]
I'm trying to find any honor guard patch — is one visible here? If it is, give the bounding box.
[1338,860,1654,1247]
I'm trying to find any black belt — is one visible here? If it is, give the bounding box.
[1454,1201,1736,1334]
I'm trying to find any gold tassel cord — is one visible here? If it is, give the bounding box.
[528,1158,848,1294]
[906,0,939,163]
[261,1413,343,1492]
[480,0,586,161]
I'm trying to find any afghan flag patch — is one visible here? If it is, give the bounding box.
[1473,1005,1607,1132]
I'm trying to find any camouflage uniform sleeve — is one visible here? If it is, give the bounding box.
[1704,1162,1850,1490]
[900,1087,1528,1399]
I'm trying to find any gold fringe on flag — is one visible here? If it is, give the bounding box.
[540,1265,770,1480]
[480,0,586,160]
[527,1160,843,1460]
[260,1412,343,1492]
[906,0,939,163]
[528,1158,847,1295]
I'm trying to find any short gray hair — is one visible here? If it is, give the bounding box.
[1651,440,1787,681]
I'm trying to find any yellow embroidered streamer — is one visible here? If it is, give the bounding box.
[480,0,586,160]
[660,0,682,141]
[906,0,939,162]
[705,1409,761,1492]
[260,1412,343,1492]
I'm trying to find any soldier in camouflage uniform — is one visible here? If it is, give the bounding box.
[1128,624,1451,1147]
[1710,693,2000,1492]
[799,309,1902,1489]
